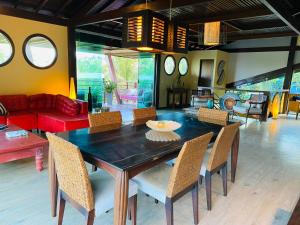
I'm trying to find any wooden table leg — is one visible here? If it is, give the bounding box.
[114,170,129,225]
[231,129,240,183]
[35,147,44,172]
[48,147,58,217]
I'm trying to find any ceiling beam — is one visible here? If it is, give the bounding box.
[75,0,107,18]
[260,0,300,35]
[73,0,213,26]
[186,7,272,24]
[76,32,122,48]
[76,26,122,40]
[35,0,48,13]
[233,20,286,30]
[227,31,296,41]
[0,5,68,25]
[55,0,73,16]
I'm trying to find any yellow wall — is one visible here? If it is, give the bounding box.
[159,50,229,107]
[159,53,189,107]
[0,15,69,96]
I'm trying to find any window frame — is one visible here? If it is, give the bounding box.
[0,29,15,67]
[23,33,58,69]
[178,57,189,76]
[164,55,176,76]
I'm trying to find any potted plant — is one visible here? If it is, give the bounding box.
[104,79,117,105]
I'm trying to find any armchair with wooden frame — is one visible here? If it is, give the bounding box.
[233,94,268,124]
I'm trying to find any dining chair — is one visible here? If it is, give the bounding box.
[46,132,138,225]
[199,122,240,210]
[88,111,122,171]
[132,107,156,126]
[198,107,229,126]
[132,132,213,225]
[88,111,122,130]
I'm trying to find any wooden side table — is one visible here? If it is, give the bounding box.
[167,88,190,108]
[0,125,48,172]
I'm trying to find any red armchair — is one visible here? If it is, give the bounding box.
[0,94,89,132]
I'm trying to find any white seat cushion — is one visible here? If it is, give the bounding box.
[132,164,173,204]
[200,152,210,176]
[233,105,262,114]
[89,170,138,216]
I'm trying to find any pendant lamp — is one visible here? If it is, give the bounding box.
[204,21,221,46]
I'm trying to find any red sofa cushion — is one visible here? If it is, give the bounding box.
[29,94,56,110]
[0,116,6,124]
[55,95,80,116]
[7,111,37,130]
[0,95,28,112]
[38,112,88,132]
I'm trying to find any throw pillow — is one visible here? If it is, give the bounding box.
[0,102,8,116]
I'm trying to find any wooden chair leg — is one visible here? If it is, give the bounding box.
[86,210,95,225]
[58,197,66,225]
[165,198,174,225]
[128,195,137,225]
[199,175,203,185]
[192,183,199,225]
[205,170,212,210]
[221,163,228,196]
[91,165,97,172]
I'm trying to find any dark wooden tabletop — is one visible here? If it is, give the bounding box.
[57,112,223,171]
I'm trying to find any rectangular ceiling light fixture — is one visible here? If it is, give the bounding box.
[204,21,221,46]
[122,9,168,52]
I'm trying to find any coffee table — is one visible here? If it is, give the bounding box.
[0,125,48,172]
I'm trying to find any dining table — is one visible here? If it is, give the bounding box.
[49,112,240,225]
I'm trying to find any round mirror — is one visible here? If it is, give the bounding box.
[23,34,57,69]
[164,55,176,75]
[0,30,14,67]
[178,57,188,76]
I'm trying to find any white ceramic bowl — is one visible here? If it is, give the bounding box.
[146,120,182,132]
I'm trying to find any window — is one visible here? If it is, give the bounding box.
[76,51,103,107]
[290,70,300,94]
[23,34,57,69]
[237,76,285,99]
[178,57,188,76]
[164,55,175,75]
[0,30,14,66]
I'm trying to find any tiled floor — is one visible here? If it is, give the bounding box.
[0,114,300,225]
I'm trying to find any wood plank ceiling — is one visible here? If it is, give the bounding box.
[0,0,299,50]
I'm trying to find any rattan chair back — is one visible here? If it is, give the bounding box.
[207,123,240,171]
[198,108,228,126]
[166,132,213,198]
[88,111,122,132]
[133,107,156,126]
[46,133,94,211]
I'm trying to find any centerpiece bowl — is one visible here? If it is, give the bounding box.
[146,120,181,132]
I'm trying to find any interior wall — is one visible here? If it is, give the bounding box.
[0,15,69,96]
[158,50,229,108]
[227,51,289,83]
[159,53,188,108]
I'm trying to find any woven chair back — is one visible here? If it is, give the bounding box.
[166,132,213,198]
[88,111,122,131]
[198,108,228,126]
[207,122,240,171]
[133,107,156,126]
[46,133,94,211]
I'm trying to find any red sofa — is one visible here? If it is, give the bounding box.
[0,94,89,132]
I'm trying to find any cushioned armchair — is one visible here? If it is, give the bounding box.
[233,94,268,123]
[287,96,300,120]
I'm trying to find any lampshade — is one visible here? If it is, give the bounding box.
[166,21,189,54]
[69,77,76,100]
[122,9,168,52]
[204,21,221,46]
